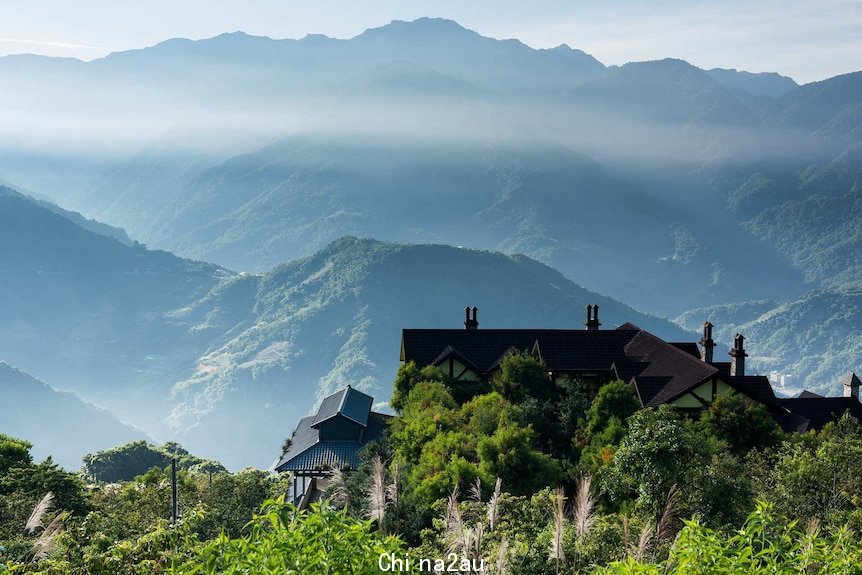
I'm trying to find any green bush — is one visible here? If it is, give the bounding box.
[170,498,404,575]
[593,501,862,574]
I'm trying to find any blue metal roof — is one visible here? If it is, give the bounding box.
[311,385,373,428]
[275,390,390,474]
[278,442,364,471]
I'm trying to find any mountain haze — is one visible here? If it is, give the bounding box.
[0,18,860,466]
[0,362,147,469]
[0,190,689,467]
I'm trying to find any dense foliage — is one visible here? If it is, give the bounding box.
[0,437,286,574]
[81,441,225,483]
[344,354,862,572]
[170,499,403,575]
[595,502,862,574]
[4,354,862,573]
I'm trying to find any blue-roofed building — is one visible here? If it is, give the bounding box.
[275,385,391,507]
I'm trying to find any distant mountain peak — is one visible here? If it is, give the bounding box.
[707,67,798,98]
[209,30,264,42]
[356,17,480,42]
[300,33,336,43]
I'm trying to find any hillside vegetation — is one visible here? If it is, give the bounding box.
[4,357,862,573]
[0,189,688,468]
[0,363,145,469]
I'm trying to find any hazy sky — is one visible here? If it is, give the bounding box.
[1,0,860,83]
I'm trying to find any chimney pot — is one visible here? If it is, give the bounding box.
[729,333,748,377]
[700,321,715,363]
[585,303,601,331]
[843,372,861,402]
[464,305,478,330]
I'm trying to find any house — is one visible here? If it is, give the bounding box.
[400,305,862,432]
[275,385,390,507]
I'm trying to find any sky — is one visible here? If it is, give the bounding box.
[1,0,861,83]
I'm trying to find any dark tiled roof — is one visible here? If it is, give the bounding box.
[311,385,373,428]
[669,342,701,359]
[799,390,824,398]
[841,372,861,390]
[767,406,812,434]
[625,330,718,407]
[276,411,390,472]
[534,330,640,371]
[402,321,860,433]
[631,376,673,406]
[276,416,318,469]
[402,329,543,373]
[731,376,777,404]
[281,442,365,471]
[777,397,862,431]
[402,328,639,375]
[712,362,732,377]
[611,361,649,385]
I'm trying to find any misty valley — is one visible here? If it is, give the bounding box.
[1,15,862,575]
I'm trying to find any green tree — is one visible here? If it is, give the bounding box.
[0,435,32,475]
[82,441,224,484]
[698,394,781,455]
[578,380,641,473]
[476,423,561,495]
[609,406,708,519]
[759,415,862,530]
[583,381,641,439]
[390,361,445,412]
[389,382,458,462]
[492,352,551,403]
[409,432,479,503]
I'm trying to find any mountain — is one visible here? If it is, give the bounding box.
[78,127,806,316]
[707,68,798,99]
[0,188,691,468]
[164,236,691,467]
[0,185,229,420]
[0,185,131,243]
[0,19,860,466]
[0,362,147,469]
[1,20,853,319]
[573,59,758,128]
[768,71,862,135]
[350,18,605,91]
[744,186,862,288]
[676,288,862,395]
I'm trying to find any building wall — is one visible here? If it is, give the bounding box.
[435,358,479,381]
[670,379,735,408]
[317,416,362,441]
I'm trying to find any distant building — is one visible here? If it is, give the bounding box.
[400,305,862,432]
[275,385,390,507]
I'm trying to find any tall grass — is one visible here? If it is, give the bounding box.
[550,486,567,573]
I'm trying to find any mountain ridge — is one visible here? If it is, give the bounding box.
[0,362,148,469]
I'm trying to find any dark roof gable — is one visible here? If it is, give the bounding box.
[625,330,717,407]
[401,328,640,375]
[776,397,862,431]
[311,385,373,428]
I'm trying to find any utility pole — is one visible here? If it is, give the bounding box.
[171,457,178,527]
